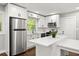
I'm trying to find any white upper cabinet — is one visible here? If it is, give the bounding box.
[28,12,39,18]
[7,4,27,19]
[47,14,60,27]
[37,16,47,28]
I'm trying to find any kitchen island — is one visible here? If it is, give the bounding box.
[58,39,79,55]
[29,35,79,56]
[29,35,67,56]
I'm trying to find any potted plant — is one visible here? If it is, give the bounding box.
[51,29,58,38]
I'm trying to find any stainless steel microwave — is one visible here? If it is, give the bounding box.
[48,22,57,28]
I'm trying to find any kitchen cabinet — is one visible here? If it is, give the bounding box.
[36,16,47,28]
[46,15,60,27]
[27,12,48,33]
[29,35,66,56]
[27,35,35,49]
[7,4,27,19]
[36,16,48,33]
[28,12,40,18]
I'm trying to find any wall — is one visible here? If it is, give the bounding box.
[0,5,6,53]
[59,11,79,56]
[4,4,9,55]
[60,11,79,40]
[76,12,79,40]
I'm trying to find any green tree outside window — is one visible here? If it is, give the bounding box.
[27,17,36,33]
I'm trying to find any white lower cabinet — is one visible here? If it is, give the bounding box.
[36,44,61,56]
[27,35,35,49]
[51,44,61,56]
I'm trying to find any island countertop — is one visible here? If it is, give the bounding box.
[58,39,79,54]
[29,35,67,47]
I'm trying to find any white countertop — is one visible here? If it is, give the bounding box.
[29,35,79,54]
[58,39,79,53]
[29,35,67,47]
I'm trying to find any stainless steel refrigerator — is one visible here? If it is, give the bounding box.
[9,17,26,56]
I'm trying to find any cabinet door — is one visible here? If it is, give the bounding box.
[47,15,60,27]
[27,35,35,49]
[28,13,38,18]
[51,15,57,22]
[8,4,27,19]
[19,7,27,19]
[47,15,57,23]
[56,15,60,27]
[47,16,52,23]
[37,16,46,27]
[8,4,19,17]
[37,17,42,27]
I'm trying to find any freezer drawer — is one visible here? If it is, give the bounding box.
[11,31,25,55]
[16,31,24,54]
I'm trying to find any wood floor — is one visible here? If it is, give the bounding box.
[1,47,79,56]
[17,47,79,56]
[17,47,36,56]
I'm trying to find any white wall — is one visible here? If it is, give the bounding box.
[76,12,79,40]
[0,5,6,53]
[4,4,9,55]
[60,11,79,40]
[0,4,10,55]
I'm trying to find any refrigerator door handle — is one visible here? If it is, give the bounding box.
[14,29,26,31]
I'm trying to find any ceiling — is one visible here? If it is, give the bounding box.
[1,3,79,16]
[16,3,79,16]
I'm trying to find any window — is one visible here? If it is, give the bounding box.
[27,17,36,31]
